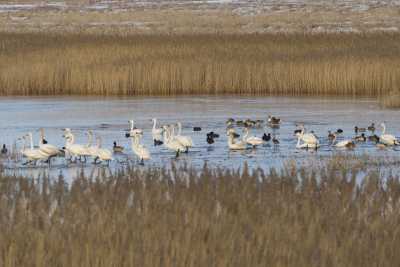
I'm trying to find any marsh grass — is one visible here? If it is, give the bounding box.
[380,90,400,109]
[0,159,400,266]
[1,32,400,96]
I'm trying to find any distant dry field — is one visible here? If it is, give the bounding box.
[0,0,400,34]
[0,32,400,96]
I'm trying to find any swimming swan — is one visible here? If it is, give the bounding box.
[227,129,248,150]
[242,127,263,148]
[21,133,49,164]
[151,118,163,145]
[380,122,399,146]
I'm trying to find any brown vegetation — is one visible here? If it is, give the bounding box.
[0,160,400,266]
[380,90,400,109]
[1,32,400,96]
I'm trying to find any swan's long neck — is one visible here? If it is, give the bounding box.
[382,123,386,135]
[243,128,249,140]
[152,119,157,131]
[296,135,301,147]
[163,128,170,142]
[28,133,34,150]
[177,123,182,136]
[332,135,337,145]
[39,129,45,145]
[228,134,234,145]
[96,137,102,148]
[130,120,134,131]
[87,131,93,147]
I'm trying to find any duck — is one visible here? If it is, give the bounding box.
[354,126,366,134]
[328,131,336,142]
[354,133,366,142]
[206,135,214,144]
[268,115,281,124]
[336,129,343,134]
[174,122,193,152]
[262,133,271,142]
[379,122,399,146]
[227,129,248,150]
[368,134,380,143]
[226,118,235,125]
[272,137,280,145]
[151,118,163,146]
[242,127,263,148]
[1,144,7,155]
[367,123,375,133]
[129,130,150,164]
[113,141,124,153]
[193,127,202,132]
[207,132,219,139]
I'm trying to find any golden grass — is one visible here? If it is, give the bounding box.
[380,90,400,109]
[1,32,400,96]
[0,159,400,266]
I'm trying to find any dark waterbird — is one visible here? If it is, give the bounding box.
[207,132,220,139]
[206,135,214,144]
[354,133,366,142]
[272,137,280,145]
[1,144,7,155]
[262,133,271,142]
[193,127,202,132]
[113,141,124,153]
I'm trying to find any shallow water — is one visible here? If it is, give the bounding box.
[0,96,399,181]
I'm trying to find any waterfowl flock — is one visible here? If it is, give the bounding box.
[1,116,399,167]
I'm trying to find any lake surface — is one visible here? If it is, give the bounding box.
[0,96,399,181]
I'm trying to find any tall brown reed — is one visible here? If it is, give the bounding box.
[0,159,400,266]
[1,32,400,96]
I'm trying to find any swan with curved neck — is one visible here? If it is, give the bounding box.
[91,135,112,164]
[174,122,193,152]
[380,122,399,146]
[151,118,163,144]
[163,125,185,157]
[242,127,263,148]
[331,134,355,149]
[227,129,247,150]
[63,129,89,162]
[21,133,49,165]
[38,128,60,158]
[295,125,319,148]
[130,131,150,164]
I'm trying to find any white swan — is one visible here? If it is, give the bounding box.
[38,128,61,158]
[296,135,319,149]
[227,129,248,150]
[91,136,113,164]
[151,118,163,143]
[21,133,49,164]
[295,125,320,147]
[242,127,263,147]
[332,134,355,149]
[174,122,193,152]
[163,125,186,157]
[130,130,151,164]
[63,129,89,162]
[380,122,399,146]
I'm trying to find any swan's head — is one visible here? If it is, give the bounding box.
[380,122,386,128]
[226,128,236,136]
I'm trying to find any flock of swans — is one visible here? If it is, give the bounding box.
[1,116,399,167]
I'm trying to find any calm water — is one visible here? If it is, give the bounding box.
[0,96,399,181]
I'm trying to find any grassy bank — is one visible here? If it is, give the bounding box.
[1,32,400,96]
[0,160,400,266]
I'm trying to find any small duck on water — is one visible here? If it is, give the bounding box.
[113,141,124,153]
[1,144,7,155]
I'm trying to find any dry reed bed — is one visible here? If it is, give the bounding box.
[1,32,400,96]
[0,160,400,266]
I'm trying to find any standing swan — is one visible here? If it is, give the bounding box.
[39,128,61,159]
[151,118,164,146]
[163,125,186,158]
[21,133,49,165]
[380,122,399,146]
[175,122,193,152]
[129,129,151,164]
[63,129,89,163]
[91,136,113,164]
